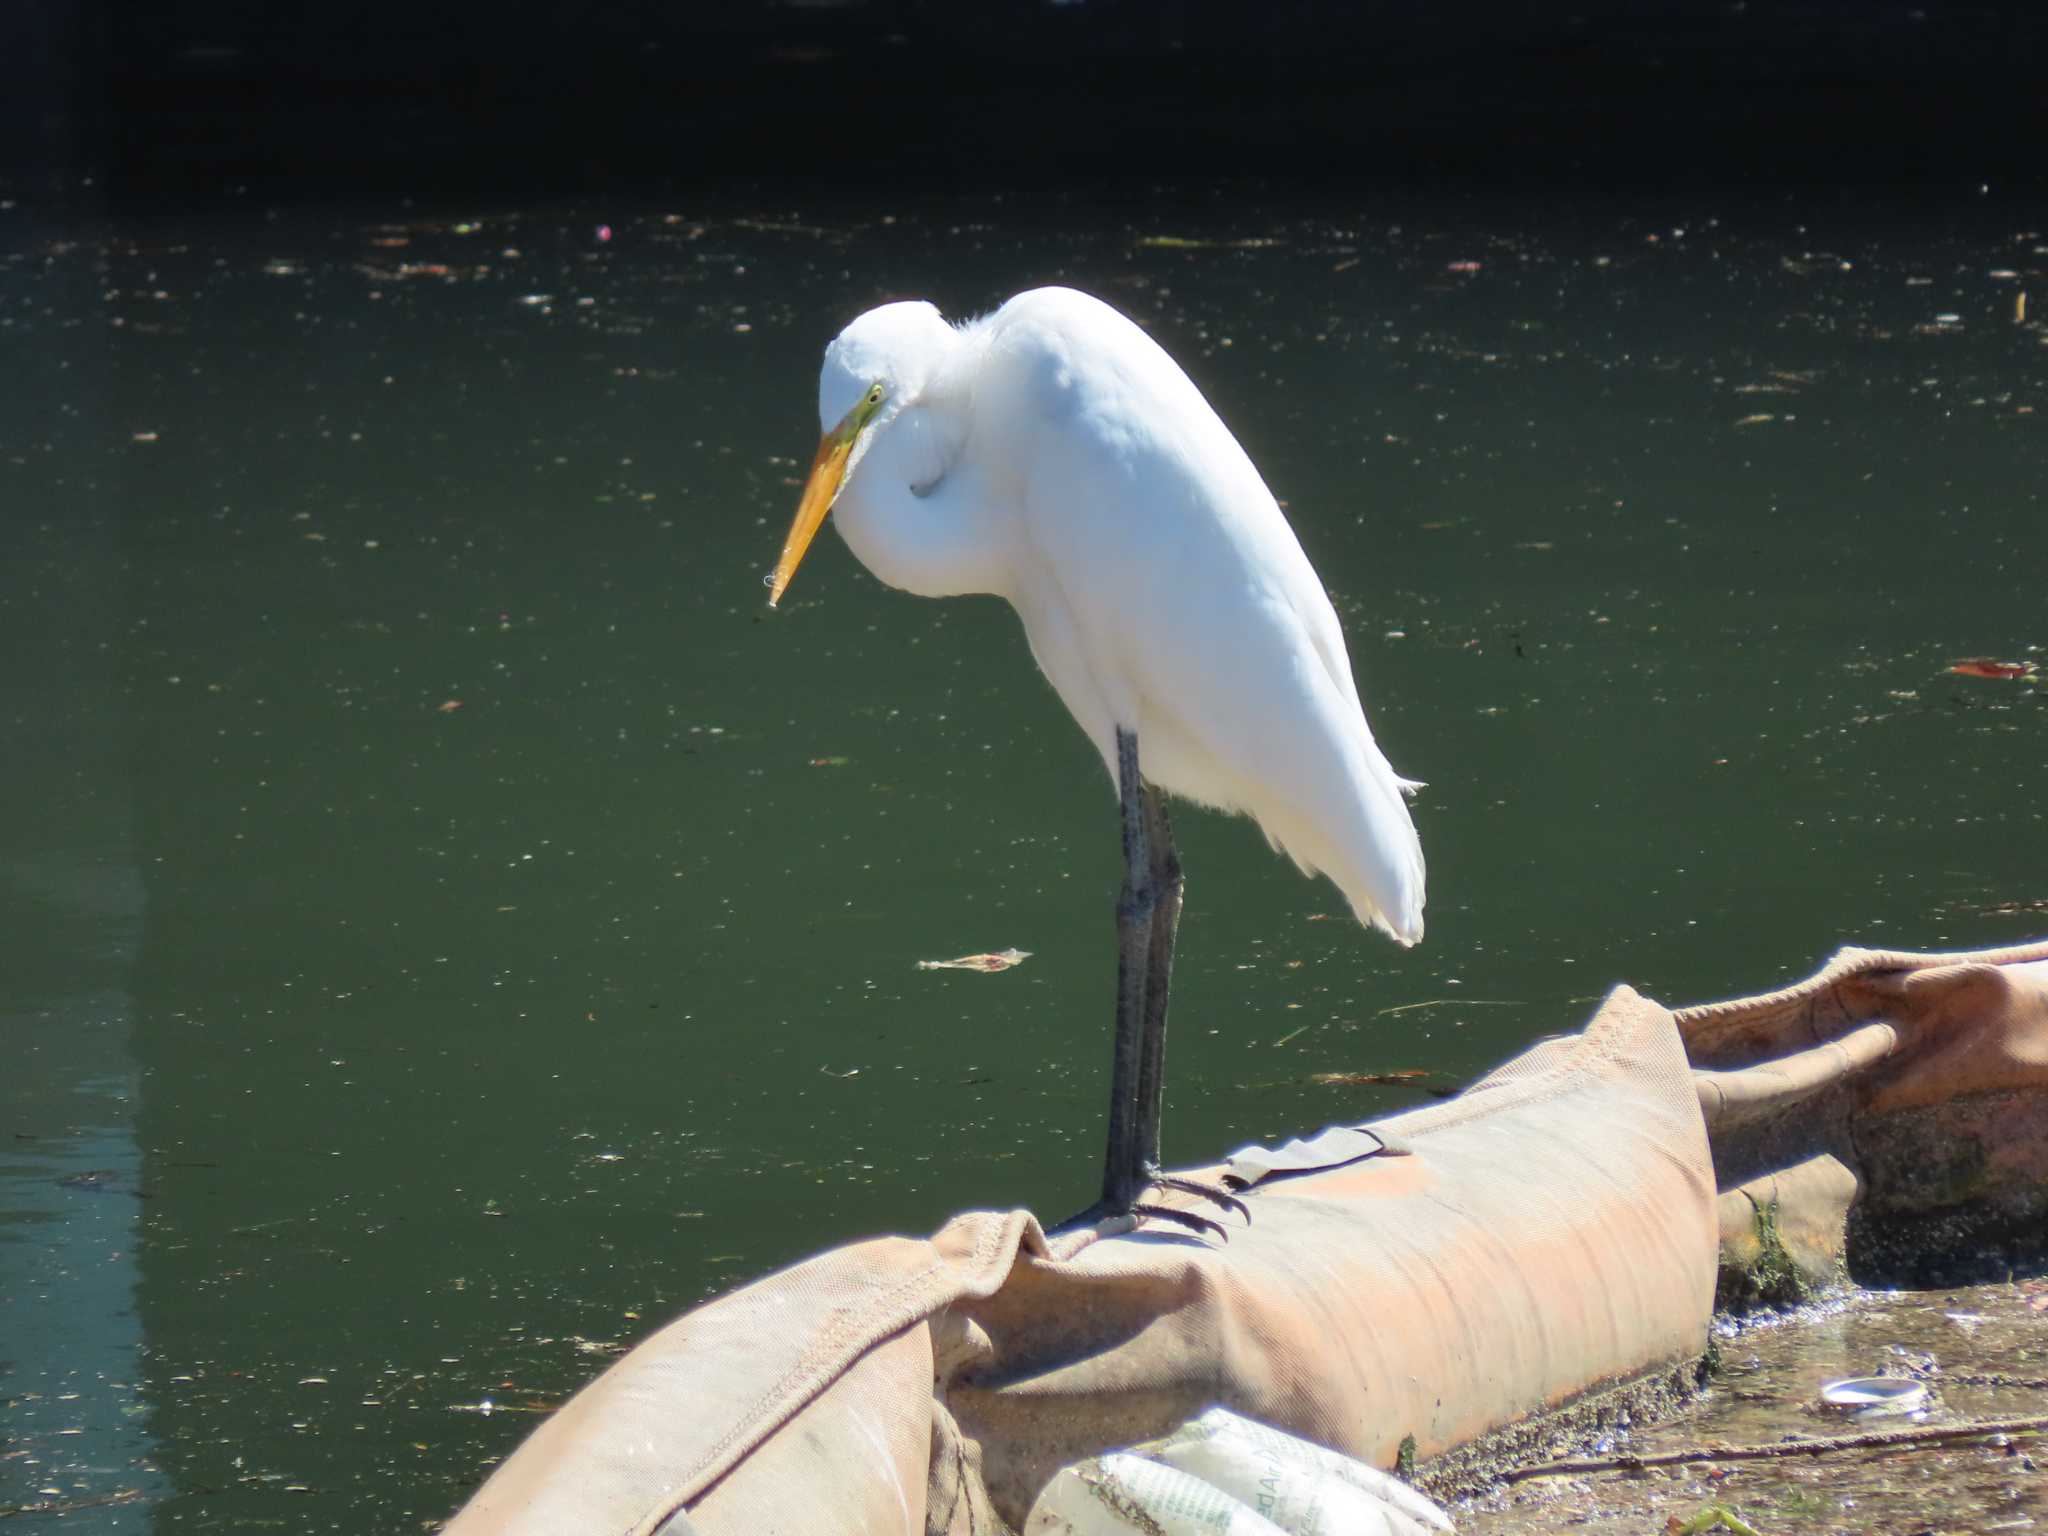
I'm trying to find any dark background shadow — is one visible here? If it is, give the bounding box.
[8,1,2047,208]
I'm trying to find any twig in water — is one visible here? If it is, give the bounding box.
[1374,998,1521,1017]
[1935,1371,2048,1391]
[1504,1412,2048,1483]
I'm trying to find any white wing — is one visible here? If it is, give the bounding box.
[977,289,1425,944]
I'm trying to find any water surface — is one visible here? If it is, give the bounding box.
[2,189,2043,1528]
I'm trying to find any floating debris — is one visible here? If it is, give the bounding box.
[917,949,1032,973]
[1977,897,2048,917]
[730,217,837,238]
[1308,1069,1438,1088]
[450,1397,556,1416]
[1947,658,2037,681]
[1135,235,1284,251]
[1374,997,1522,1017]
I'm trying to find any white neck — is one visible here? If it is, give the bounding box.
[830,335,1016,601]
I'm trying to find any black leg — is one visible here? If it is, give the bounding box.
[1132,784,1180,1174]
[1099,727,1153,1211]
[1051,729,1247,1239]
[1133,789,1249,1227]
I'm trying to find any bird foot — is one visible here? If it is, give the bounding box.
[1145,1170,1252,1225]
[1054,1167,1251,1241]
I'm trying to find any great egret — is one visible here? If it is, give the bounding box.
[769,287,1424,1234]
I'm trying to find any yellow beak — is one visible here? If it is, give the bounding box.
[768,427,856,608]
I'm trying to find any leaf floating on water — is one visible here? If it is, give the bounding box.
[436,699,463,713]
[1733,413,1776,427]
[1948,658,2037,681]
[917,948,1032,973]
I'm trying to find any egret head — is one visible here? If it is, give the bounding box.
[768,300,949,606]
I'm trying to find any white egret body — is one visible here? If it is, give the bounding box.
[771,287,1424,1229]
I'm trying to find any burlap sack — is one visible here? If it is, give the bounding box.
[448,984,1714,1534]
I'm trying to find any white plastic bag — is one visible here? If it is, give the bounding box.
[1025,1451,1290,1536]
[1022,1408,1455,1536]
[1144,1407,1454,1536]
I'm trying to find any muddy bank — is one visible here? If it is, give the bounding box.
[1462,1280,2048,1535]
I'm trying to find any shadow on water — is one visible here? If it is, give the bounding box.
[1,187,2043,1526]
[0,410,165,1519]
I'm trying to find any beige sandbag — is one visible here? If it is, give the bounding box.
[446,983,1715,1536]
[1682,939,2048,1295]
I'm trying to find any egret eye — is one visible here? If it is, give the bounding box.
[867,384,885,406]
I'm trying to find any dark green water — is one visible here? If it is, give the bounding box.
[3,191,2043,1529]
